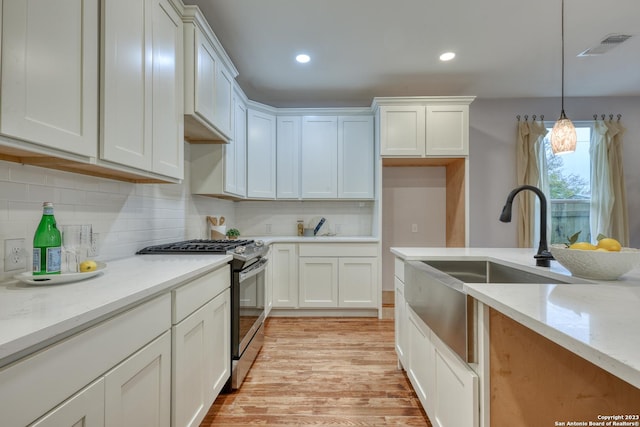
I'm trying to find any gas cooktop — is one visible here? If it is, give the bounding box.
[136,239,254,254]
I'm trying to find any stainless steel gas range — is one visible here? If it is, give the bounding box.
[137,239,269,389]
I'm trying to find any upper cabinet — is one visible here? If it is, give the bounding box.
[1,0,99,158]
[183,6,238,143]
[338,115,374,199]
[301,116,338,198]
[276,116,301,199]
[101,0,184,179]
[246,107,277,199]
[375,97,474,157]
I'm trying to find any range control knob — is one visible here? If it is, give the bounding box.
[234,246,246,254]
[255,240,264,247]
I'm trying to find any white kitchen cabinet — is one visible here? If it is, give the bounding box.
[101,0,184,179]
[183,6,237,142]
[338,258,378,307]
[0,0,98,158]
[271,243,298,308]
[264,245,273,317]
[190,90,246,198]
[104,331,171,427]
[338,116,375,199]
[247,108,277,198]
[276,116,301,199]
[407,306,479,427]
[172,289,230,427]
[376,97,474,158]
[30,379,105,427]
[225,90,247,197]
[297,244,378,309]
[394,277,408,368]
[299,257,339,307]
[301,116,338,198]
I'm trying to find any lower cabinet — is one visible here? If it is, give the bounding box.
[298,244,378,309]
[30,379,105,427]
[271,243,299,308]
[407,307,479,427]
[172,265,231,427]
[104,332,172,427]
[394,276,408,368]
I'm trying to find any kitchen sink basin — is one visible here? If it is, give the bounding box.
[421,260,572,284]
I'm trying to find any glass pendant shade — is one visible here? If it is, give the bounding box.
[550,114,577,154]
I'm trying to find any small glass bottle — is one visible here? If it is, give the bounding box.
[297,220,304,236]
[33,202,62,275]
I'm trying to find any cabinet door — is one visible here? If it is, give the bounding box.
[172,289,230,427]
[407,308,435,417]
[431,333,479,427]
[426,105,469,156]
[379,106,425,156]
[152,0,183,179]
[101,0,153,171]
[299,257,338,307]
[105,331,171,427]
[1,0,98,157]
[225,94,247,196]
[276,116,301,199]
[338,257,378,308]
[215,65,234,138]
[30,379,105,427]
[246,109,276,198]
[193,30,217,129]
[301,116,338,198]
[264,246,273,317]
[338,115,374,199]
[394,277,408,368]
[271,244,298,308]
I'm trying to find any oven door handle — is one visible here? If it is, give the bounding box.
[239,258,268,282]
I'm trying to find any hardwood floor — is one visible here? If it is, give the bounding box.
[201,317,432,426]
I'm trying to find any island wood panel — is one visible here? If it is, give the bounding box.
[489,308,640,426]
[202,317,432,426]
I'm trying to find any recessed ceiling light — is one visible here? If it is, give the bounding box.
[296,54,311,64]
[439,52,456,61]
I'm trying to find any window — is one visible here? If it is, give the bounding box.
[543,122,593,244]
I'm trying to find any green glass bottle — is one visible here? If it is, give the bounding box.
[33,202,62,275]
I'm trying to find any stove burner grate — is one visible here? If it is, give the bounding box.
[136,239,254,254]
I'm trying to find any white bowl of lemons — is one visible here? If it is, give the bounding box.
[550,237,640,280]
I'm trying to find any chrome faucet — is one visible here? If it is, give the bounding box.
[499,185,554,267]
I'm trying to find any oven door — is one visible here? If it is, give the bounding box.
[232,257,267,359]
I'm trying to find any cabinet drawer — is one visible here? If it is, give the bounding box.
[298,243,377,257]
[172,264,230,324]
[0,294,171,427]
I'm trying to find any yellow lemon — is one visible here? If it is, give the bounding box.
[79,260,98,272]
[569,242,597,250]
[597,237,622,252]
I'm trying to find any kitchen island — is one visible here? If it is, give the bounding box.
[391,247,640,427]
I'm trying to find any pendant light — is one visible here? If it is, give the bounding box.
[550,0,577,155]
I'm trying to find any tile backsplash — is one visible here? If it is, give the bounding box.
[0,144,375,280]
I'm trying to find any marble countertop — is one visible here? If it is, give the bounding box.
[0,254,231,368]
[391,247,640,389]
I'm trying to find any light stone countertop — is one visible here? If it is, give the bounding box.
[390,247,640,389]
[0,254,232,368]
[246,235,379,244]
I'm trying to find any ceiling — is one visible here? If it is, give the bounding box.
[185,0,640,108]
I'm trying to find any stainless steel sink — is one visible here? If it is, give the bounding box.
[404,259,574,363]
[422,260,572,284]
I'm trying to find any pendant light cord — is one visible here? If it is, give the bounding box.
[560,0,566,119]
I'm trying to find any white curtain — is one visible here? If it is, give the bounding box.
[516,120,549,248]
[590,119,629,245]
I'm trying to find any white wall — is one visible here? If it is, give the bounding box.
[469,96,640,249]
[381,166,447,290]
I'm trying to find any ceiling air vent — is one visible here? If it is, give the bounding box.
[578,34,633,56]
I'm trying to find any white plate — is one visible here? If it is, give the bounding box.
[14,262,107,286]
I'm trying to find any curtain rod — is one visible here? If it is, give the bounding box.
[593,114,622,121]
[516,114,545,122]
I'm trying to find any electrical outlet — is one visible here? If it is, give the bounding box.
[411,224,418,233]
[265,224,272,234]
[4,238,27,272]
[335,224,342,234]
